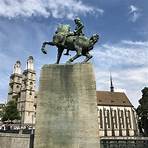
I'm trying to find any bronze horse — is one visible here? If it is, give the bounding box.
[41,24,99,64]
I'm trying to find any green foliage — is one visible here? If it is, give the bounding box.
[0,110,3,118]
[137,87,148,114]
[136,87,148,136]
[2,100,20,122]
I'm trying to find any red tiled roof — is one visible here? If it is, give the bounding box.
[96,91,133,107]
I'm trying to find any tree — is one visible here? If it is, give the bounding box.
[2,100,20,123]
[0,110,3,119]
[136,87,148,136]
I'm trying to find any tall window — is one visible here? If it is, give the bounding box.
[100,109,103,128]
[107,110,110,128]
[128,110,132,128]
[121,110,124,128]
[114,110,118,128]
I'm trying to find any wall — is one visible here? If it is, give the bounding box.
[0,133,32,148]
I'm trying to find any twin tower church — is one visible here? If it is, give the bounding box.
[7,56,138,137]
[7,56,37,125]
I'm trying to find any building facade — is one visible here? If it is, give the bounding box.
[8,56,37,125]
[97,77,140,147]
[97,91,138,137]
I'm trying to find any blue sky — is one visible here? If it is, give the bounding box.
[0,0,148,107]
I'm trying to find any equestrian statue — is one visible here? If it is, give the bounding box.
[41,18,99,64]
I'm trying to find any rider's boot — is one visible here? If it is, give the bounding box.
[61,36,66,46]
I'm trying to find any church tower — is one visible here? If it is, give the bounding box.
[18,56,36,125]
[8,61,22,102]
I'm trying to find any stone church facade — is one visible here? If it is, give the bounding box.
[7,56,37,125]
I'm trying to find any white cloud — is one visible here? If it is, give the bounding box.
[130,5,138,13]
[0,0,104,19]
[121,40,148,46]
[129,5,141,22]
[131,12,140,22]
[94,40,148,67]
[115,88,126,93]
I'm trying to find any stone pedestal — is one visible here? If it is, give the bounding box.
[34,63,99,148]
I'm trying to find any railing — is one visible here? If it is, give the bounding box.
[100,137,148,148]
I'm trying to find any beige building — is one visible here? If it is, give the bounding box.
[97,91,138,137]
[97,77,138,137]
[8,56,37,125]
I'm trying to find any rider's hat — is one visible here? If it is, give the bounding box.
[74,17,81,22]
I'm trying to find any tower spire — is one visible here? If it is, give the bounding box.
[26,56,34,70]
[13,61,21,74]
[110,72,114,92]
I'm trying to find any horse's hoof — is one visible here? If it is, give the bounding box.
[81,61,88,64]
[66,61,71,64]
[42,51,47,54]
[81,62,85,64]
[64,53,69,56]
[41,48,47,54]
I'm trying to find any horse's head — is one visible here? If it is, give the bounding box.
[56,24,71,33]
[52,24,71,46]
[90,34,99,44]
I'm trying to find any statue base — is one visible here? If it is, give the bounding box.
[34,63,99,148]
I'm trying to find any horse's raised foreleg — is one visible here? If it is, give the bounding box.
[41,41,55,54]
[56,47,64,64]
[43,41,55,46]
[82,52,93,63]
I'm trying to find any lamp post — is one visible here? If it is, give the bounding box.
[31,114,34,134]
[20,105,23,130]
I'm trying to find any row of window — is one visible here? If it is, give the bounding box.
[98,108,132,129]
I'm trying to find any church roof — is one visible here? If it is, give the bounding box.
[96,91,133,107]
